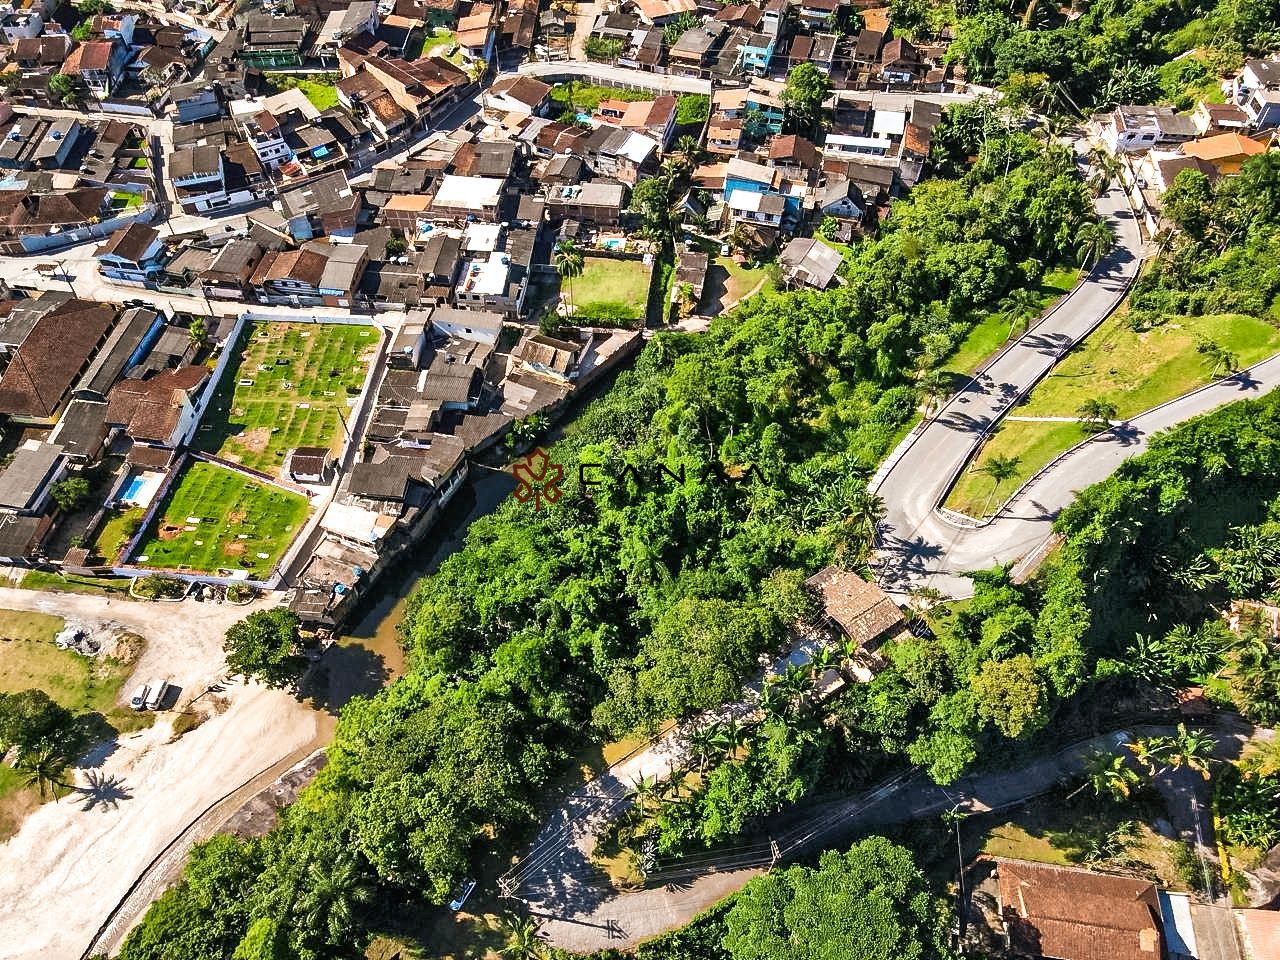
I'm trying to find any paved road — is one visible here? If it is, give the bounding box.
[877,349,1280,599]
[513,60,713,94]
[528,721,1261,952]
[872,174,1144,598]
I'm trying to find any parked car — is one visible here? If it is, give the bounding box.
[144,680,170,711]
[130,684,149,711]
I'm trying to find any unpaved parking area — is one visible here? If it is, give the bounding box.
[0,586,272,704]
[0,588,325,960]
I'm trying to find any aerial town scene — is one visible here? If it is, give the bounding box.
[0,0,1278,957]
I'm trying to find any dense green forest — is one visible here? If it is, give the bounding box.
[118,125,1097,958]
[580,837,954,960]
[1133,152,1280,323]
[916,0,1280,111]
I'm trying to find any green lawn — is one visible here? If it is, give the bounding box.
[945,420,1087,518]
[264,73,340,111]
[196,321,376,473]
[976,792,1195,891]
[549,83,652,114]
[943,267,1081,377]
[109,192,145,211]
[944,310,1280,518]
[131,461,310,576]
[20,570,133,597]
[91,506,144,564]
[571,256,653,321]
[0,608,150,833]
[130,156,148,169]
[698,256,775,313]
[0,610,145,728]
[418,29,465,64]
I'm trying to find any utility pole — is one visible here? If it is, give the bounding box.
[52,267,79,300]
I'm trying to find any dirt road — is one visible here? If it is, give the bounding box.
[0,589,327,960]
[0,586,274,700]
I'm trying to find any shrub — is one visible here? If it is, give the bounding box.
[135,574,185,600]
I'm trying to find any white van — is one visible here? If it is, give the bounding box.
[144,680,169,711]
[130,684,149,711]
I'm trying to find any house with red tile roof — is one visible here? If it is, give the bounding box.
[993,858,1165,960]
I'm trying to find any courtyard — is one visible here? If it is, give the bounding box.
[569,256,653,324]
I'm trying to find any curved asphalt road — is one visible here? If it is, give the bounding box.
[874,177,1280,598]
[872,176,1144,598]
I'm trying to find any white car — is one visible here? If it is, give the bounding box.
[144,680,170,711]
[129,684,149,711]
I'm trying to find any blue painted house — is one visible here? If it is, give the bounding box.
[723,155,804,224]
[737,31,775,75]
[744,78,786,135]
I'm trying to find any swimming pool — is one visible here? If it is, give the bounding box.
[601,238,625,251]
[118,470,164,507]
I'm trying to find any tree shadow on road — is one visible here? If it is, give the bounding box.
[296,642,390,715]
[75,770,132,812]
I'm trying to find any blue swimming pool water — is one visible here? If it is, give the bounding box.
[120,475,147,501]
[602,238,625,251]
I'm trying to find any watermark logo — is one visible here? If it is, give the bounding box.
[511,447,564,511]
[511,450,773,510]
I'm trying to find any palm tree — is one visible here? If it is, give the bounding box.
[759,677,793,721]
[916,369,950,418]
[18,746,69,801]
[1125,632,1171,687]
[1197,338,1238,378]
[685,722,720,773]
[296,854,374,944]
[675,134,701,161]
[809,644,838,677]
[1070,751,1140,802]
[1076,220,1117,269]
[1087,146,1123,196]
[552,239,584,315]
[777,661,816,702]
[188,316,207,347]
[629,774,660,814]
[1127,735,1166,775]
[978,454,1021,517]
[1076,397,1118,434]
[501,913,548,960]
[844,485,887,556]
[999,287,1043,341]
[708,718,748,757]
[839,634,864,675]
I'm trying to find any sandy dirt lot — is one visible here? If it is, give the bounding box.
[0,588,325,960]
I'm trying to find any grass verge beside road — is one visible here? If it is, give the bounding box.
[20,570,133,597]
[944,311,1280,517]
[132,461,309,576]
[943,267,1080,378]
[0,609,150,836]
